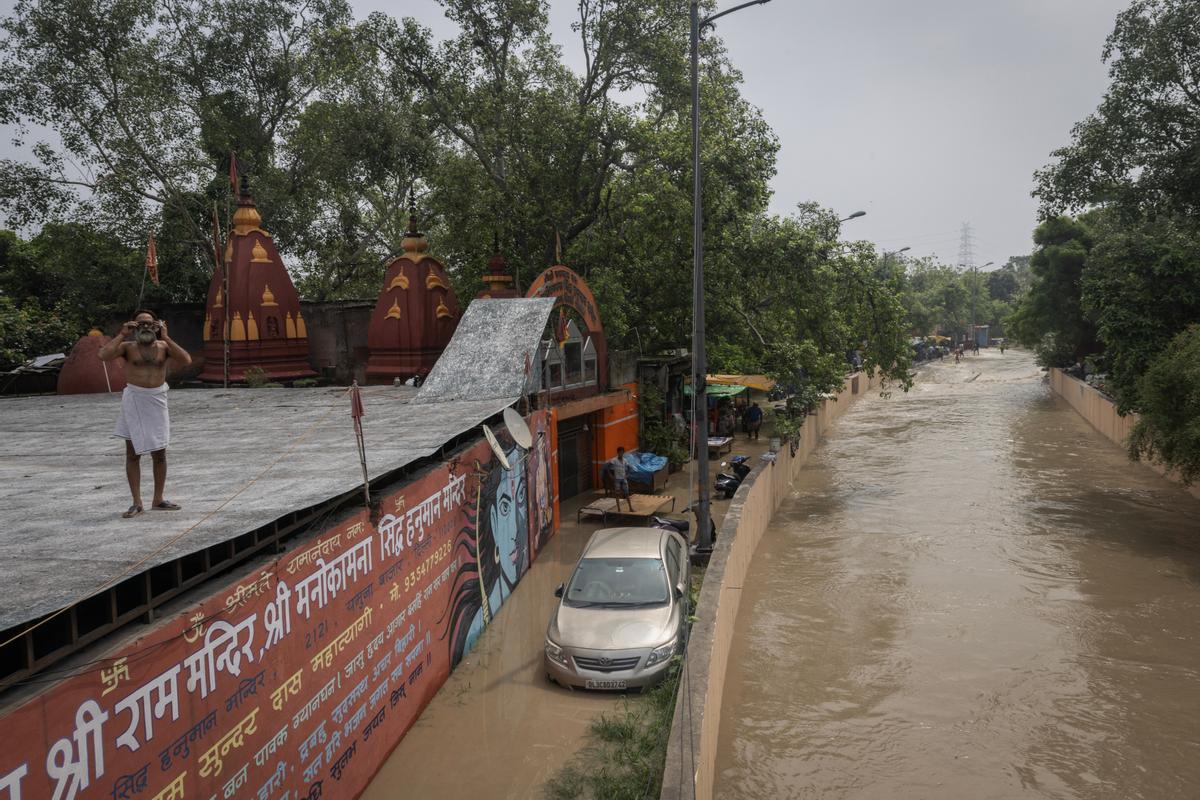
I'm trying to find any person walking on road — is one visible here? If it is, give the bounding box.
[746,402,763,440]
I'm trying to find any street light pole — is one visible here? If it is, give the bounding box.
[691,0,771,553]
[882,245,910,271]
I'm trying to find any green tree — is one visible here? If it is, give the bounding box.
[0,225,170,364]
[1008,216,1100,365]
[1128,325,1200,484]
[986,265,1020,303]
[0,0,418,295]
[0,295,77,369]
[1082,211,1200,413]
[1034,0,1200,217]
[903,259,970,340]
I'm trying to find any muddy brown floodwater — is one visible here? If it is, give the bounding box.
[715,349,1200,800]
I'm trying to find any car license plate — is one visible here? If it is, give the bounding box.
[585,679,627,690]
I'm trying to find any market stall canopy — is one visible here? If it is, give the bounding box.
[684,383,747,398]
[706,374,776,392]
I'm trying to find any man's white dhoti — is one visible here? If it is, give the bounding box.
[115,383,170,455]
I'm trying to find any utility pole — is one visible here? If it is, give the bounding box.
[690,0,771,553]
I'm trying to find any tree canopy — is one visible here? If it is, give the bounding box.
[1020,0,1200,482]
[0,0,920,396]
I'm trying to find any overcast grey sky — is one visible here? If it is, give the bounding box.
[365,0,1129,269]
[1,0,1130,268]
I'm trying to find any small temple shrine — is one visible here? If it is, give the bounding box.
[199,176,315,382]
[57,328,126,394]
[364,200,462,384]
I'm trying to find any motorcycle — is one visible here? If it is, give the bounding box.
[714,455,751,499]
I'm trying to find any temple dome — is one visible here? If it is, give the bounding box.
[57,329,127,394]
[365,194,461,384]
[199,176,315,382]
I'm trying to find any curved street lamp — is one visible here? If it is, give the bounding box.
[882,245,910,272]
[970,261,995,344]
[840,210,867,222]
[691,0,773,552]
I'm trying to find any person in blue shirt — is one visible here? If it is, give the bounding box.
[746,403,764,440]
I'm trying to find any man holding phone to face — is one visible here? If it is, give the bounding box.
[98,309,192,518]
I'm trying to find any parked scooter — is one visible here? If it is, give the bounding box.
[650,502,717,546]
[714,455,751,499]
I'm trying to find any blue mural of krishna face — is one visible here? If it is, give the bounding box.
[440,437,530,667]
[484,442,529,607]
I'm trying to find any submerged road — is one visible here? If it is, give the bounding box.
[715,350,1200,799]
[362,437,767,799]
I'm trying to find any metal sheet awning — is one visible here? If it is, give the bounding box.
[706,374,775,392]
[684,383,747,398]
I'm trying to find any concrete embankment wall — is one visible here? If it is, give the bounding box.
[660,370,883,800]
[1049,369,1200,500]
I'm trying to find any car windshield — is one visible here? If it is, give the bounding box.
[564,557,669,607]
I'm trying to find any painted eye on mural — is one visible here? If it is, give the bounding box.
[499,496,511,516]
[493,544,501,564]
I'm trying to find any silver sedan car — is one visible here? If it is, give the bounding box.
[545,527,690,691]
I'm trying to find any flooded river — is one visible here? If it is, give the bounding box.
[715,350,1200,799]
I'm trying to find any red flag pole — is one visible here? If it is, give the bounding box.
[136,230,153,308]
[213,200,230,388]
[350,382,370,508]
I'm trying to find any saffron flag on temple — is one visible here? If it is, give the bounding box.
[229,150,239,193]
[146,232,159,285]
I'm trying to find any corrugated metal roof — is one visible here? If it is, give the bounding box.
[415,298,555,403]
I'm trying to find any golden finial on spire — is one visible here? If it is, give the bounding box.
[400,187,429,258]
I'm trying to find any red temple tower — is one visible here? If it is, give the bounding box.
[199,177,315,382]
[364,201,461,384]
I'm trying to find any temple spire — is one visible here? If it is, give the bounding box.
[400,188,429,258]
[478,232,518,299]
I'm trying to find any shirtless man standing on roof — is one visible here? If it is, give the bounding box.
[98,310,192,518]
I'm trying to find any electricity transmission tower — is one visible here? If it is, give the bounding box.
[958,222,976,346]
[957,222,975,272]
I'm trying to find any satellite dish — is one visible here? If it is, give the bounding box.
[482,424,511,470]
[503,407,533,450]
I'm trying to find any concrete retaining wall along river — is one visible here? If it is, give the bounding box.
[659,371,883,800]
[1049,369,1200,500]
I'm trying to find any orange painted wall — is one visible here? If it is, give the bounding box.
[591,382,641,484]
